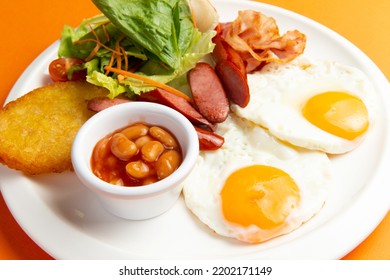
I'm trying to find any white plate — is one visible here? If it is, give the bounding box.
[1,0,389,259]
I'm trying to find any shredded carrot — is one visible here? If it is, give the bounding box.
[85,43,101,61]
[88,23,99,39]
[102,23,110,42]
[75,38,121,55]
[75,22,122,62]
[116,34,126,44]
[116,53,122,70]
[105,66,192,102]
[87,23,103,61]
[105,52,116,75]
[102,35,128,75]
[115,35,126,71]
[120,47,129,71]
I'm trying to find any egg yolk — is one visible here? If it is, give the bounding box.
[220,165,300,230]
[302,91,369,140]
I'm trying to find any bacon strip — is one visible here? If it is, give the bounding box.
[221,10,306,72]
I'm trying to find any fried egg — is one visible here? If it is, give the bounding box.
[231,58,377,154]
[183,115,332,243]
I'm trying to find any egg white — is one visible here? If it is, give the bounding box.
[183,114,332,243]
[231,57,378,154]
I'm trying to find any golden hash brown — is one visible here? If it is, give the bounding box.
[0,81,108,175]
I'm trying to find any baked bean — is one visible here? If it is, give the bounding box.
[126,160,150,179]
[156,150,182,179]
[92,137,111,162]
[149,126,178,148]
[110,178,124,186]
[106,155,119,169]
[141,141,164,162]
[142,177,158,186]
[110,133,138,160]
[121,123,149,140]
[134,135,153,149]
[91,122,183,187]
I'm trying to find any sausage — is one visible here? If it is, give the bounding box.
[215,60,250,108]
[137,88,216,131]
[212,35,247,78]
[212,35,250,108]
[87,96,131,112]
[188,62,229,123]
[194,126,224,150]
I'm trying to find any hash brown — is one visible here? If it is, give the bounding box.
[0,81,108,175]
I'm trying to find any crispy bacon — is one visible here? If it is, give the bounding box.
[221,10,306,72]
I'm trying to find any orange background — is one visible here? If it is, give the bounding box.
[0,0,389,259]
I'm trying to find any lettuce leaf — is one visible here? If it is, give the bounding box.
[57,0,215,98]
[130,29,216,94]
[92,0,194,70]
[87,71,128,98]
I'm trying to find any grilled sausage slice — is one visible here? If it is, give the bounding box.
[188,62,229,123]
[194,126,225,150]
[212,35,247,77]
[215,60,250,108]
[137,88,216,131]
[87,96,130,112]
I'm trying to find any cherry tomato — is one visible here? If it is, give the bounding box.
[48,57,87,82]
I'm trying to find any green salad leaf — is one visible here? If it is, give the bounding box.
[57,0,215,98]
[92,0,193,69]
